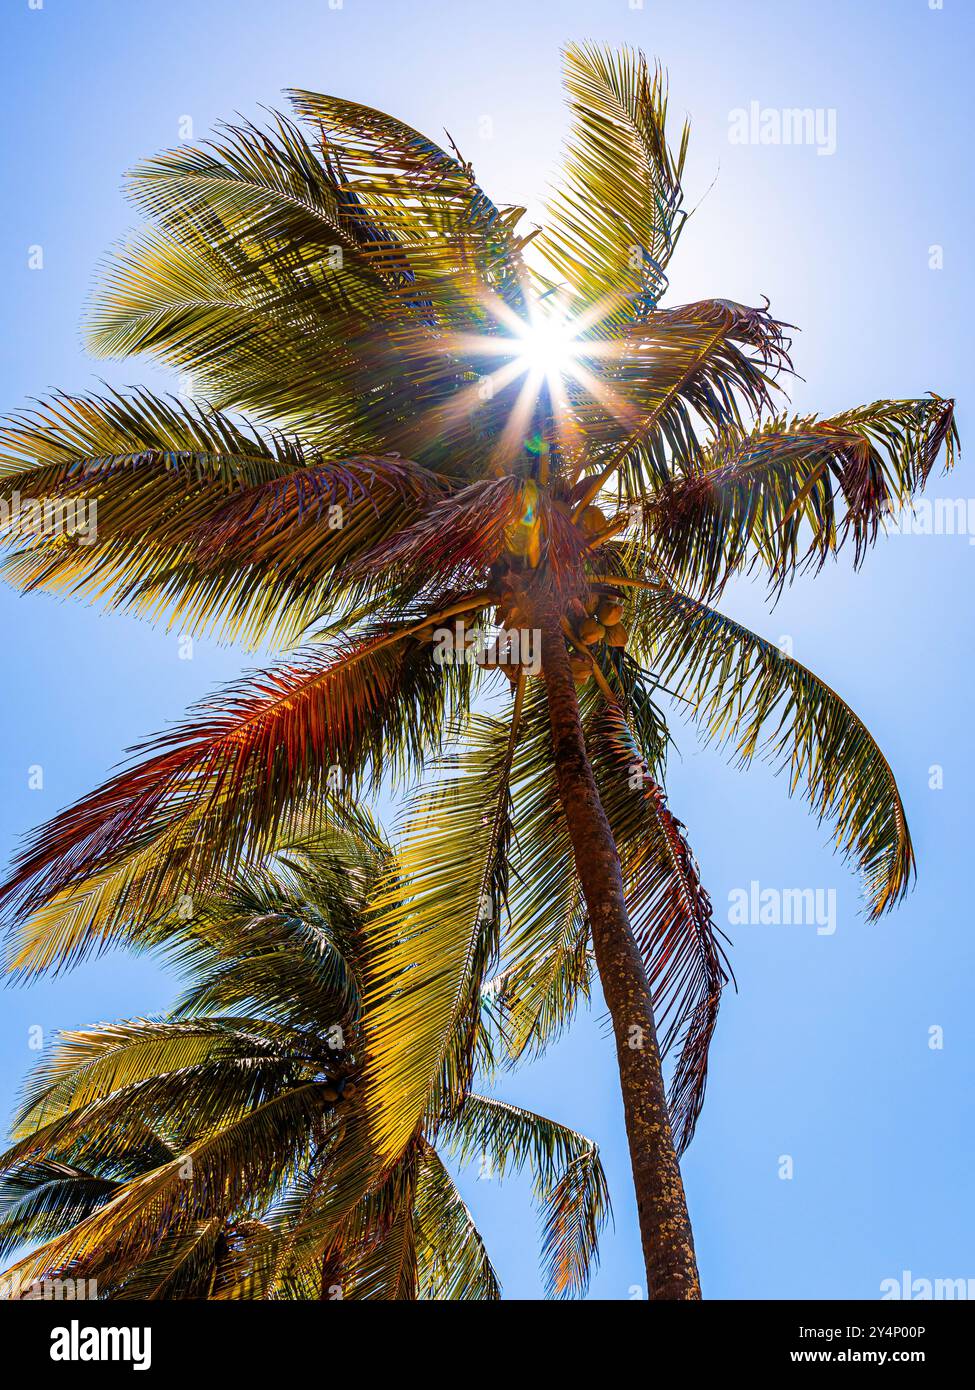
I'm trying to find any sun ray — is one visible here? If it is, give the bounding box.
[487,369,546,476]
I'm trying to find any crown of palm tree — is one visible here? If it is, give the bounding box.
[0,43,956,1297]
[0,812,608,1299]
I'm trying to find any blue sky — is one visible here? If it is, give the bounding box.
[1,0,972,1298]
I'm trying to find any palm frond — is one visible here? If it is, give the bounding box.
[413,1146,500,1300]
[0,1082,326,1289]
[10,1017,315,1146]
[285,87,531,318]
[1,624,475,961]
[587,704,730,1151]
[0,387,449,647]
[646,396,958,596]
[570,298,793,503]
[360,708,521,1162]
[489,685,590,1062]
[0,1160,118,1261]
[540,43,688,328]
[635,581,914,915]
[443,1093,609,1297]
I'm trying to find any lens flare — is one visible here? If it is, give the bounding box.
[512,317,580,378]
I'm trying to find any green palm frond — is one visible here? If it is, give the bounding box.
[488,685,590,1062]
[0,387,449,647]
[9,1017,320,1146]
[349,1203,419,1301]
[634,581,914,916]
[285,88,531,317]
[361,706,522,1162]
[165,887,360,1029]
[539,43,688,328]
[0,1160,118,1262]
[0,1080,326,1291]
[442,1093,609,1298]
[88,220,414,445]
[1,803,608,1300]
[88,103,533,461]
[110,1218,227,1299]
[413,1146,500,1300]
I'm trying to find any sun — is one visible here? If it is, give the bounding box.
[438,294,623,472]
[511,314,581,380]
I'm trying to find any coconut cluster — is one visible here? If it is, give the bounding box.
[415,494,632,686]
[484,555,630,686]
[564,587,628,684]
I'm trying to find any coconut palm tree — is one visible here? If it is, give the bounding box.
[0,812,608,1299]
[0,44,955,1297]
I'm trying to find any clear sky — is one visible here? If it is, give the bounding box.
[1,0,972,1299]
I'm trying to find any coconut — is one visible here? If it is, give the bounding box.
[596,599,625,625]
[569,653,592,685]
[605,622,629,648]
[578,505,608,536]
[577,617,605,645]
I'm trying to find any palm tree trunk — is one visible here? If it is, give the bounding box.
[523,585,701,1300]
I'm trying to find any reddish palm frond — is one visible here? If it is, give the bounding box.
[171,455,451,638]
[197,455,446,562]
[353,476,593,602]
[649,297,794,370]
[351,476,523,592]
[588,705,730,1153]
[646,396,957,596]
[1,622,478,933]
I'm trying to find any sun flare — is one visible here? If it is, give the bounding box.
[510,315,581,380]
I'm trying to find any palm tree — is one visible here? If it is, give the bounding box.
[0,812,608,1299]
[0,44,955,1298]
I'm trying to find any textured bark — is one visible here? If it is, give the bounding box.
[524,585,701,1299]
